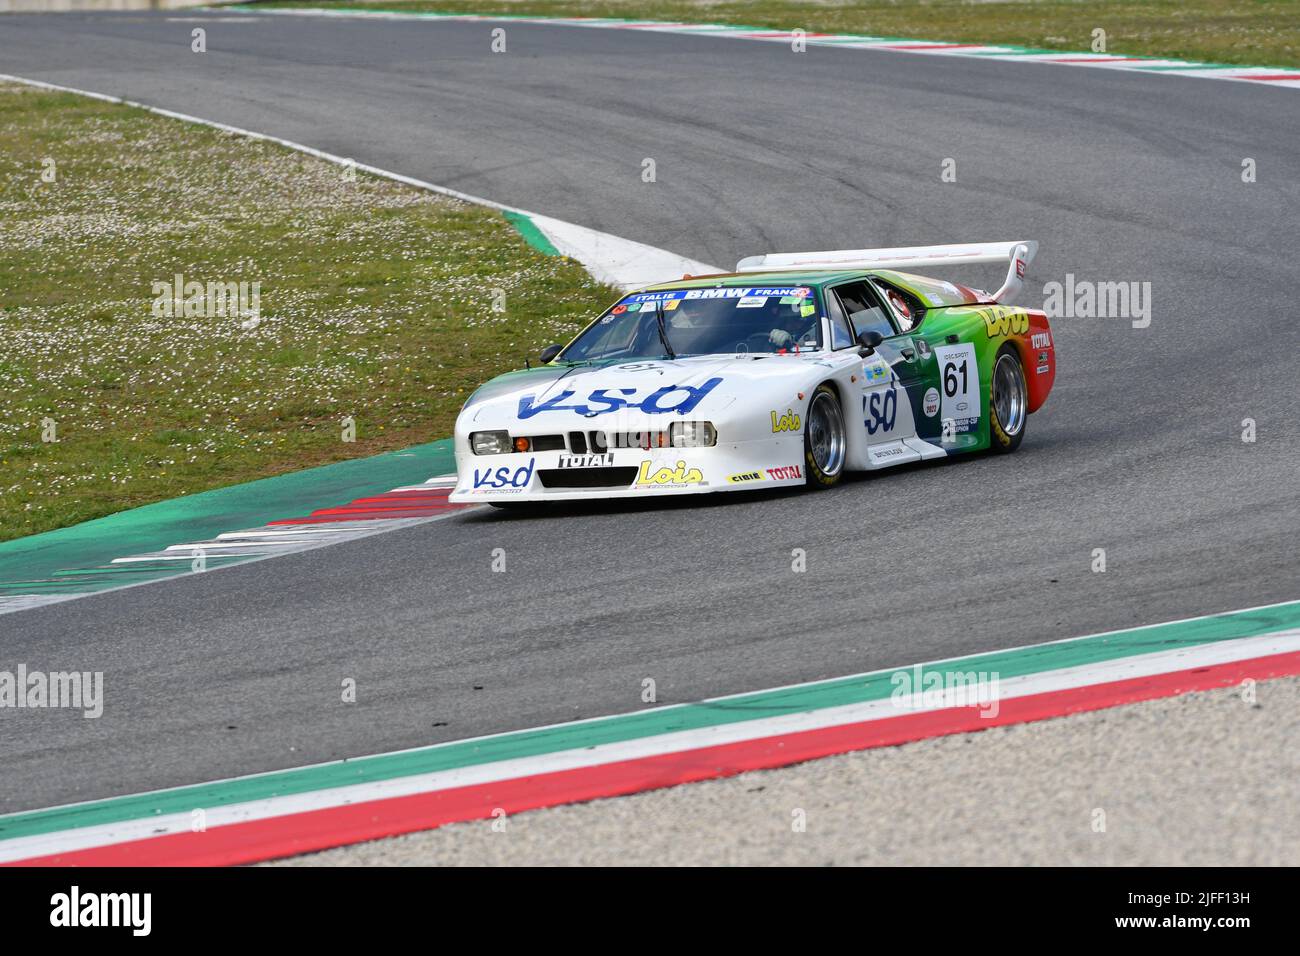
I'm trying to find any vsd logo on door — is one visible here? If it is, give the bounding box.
[472,458,536,493]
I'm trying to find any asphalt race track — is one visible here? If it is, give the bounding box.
[1,11,1298,813]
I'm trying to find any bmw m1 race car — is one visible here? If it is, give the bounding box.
[449,240,1056,505]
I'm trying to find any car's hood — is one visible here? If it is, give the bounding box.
[461,355,822,427]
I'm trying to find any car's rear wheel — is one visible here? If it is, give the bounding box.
[989,344,1027,453]
[804,383,846,488]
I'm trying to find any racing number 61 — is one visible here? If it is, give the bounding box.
[943,358,968,398]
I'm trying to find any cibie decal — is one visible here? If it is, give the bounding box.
[518,377,722,419]
[472,458,536,491]
[727,471,765,484]
[864,387,899,436]
[765,465,803,481]
[978,305,1030,338]
[770,408,801,433]
[636,460,705,488]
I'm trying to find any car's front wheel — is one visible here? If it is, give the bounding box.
[804,383,846,488]
[989,344,1028,453]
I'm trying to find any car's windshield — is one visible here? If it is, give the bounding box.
[560,286,822,362]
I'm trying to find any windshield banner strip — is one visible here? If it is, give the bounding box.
[624,287,810,303]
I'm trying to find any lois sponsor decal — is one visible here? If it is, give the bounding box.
[636,460,705,488]
[770,408,800,433]
[978,305,1030,338]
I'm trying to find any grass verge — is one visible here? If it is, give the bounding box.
[254,0,1300,70]
[0,82,615,542]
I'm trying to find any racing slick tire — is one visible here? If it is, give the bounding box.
[804,383,847,489]
[989,343,1028,454]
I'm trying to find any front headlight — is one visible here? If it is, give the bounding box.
[669,421,717,448]
[471,430,511,455]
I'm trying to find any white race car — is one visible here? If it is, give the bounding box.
[448,241,1055,506]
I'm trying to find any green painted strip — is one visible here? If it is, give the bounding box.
[48,559,251,577]
[2,598,1297,842]
[501,209,560,256]
[0,440,455,596]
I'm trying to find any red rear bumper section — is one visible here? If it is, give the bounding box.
[1018,310,1056,413]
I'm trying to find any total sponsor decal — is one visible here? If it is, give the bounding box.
[726,471,765,484]
[765,465,803,481]
[1031,331,1052,349]
[635,460,705,488]
[558,453,614,468]
[518,378,722,419]
[770,408,800,433]
[470,458,536,493]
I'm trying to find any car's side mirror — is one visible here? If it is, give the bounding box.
[539,344,563,364]
[856,330,883,355]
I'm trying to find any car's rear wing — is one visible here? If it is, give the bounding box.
[734,240,1038,304]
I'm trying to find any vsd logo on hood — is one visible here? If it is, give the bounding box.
[517,377,723,419]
